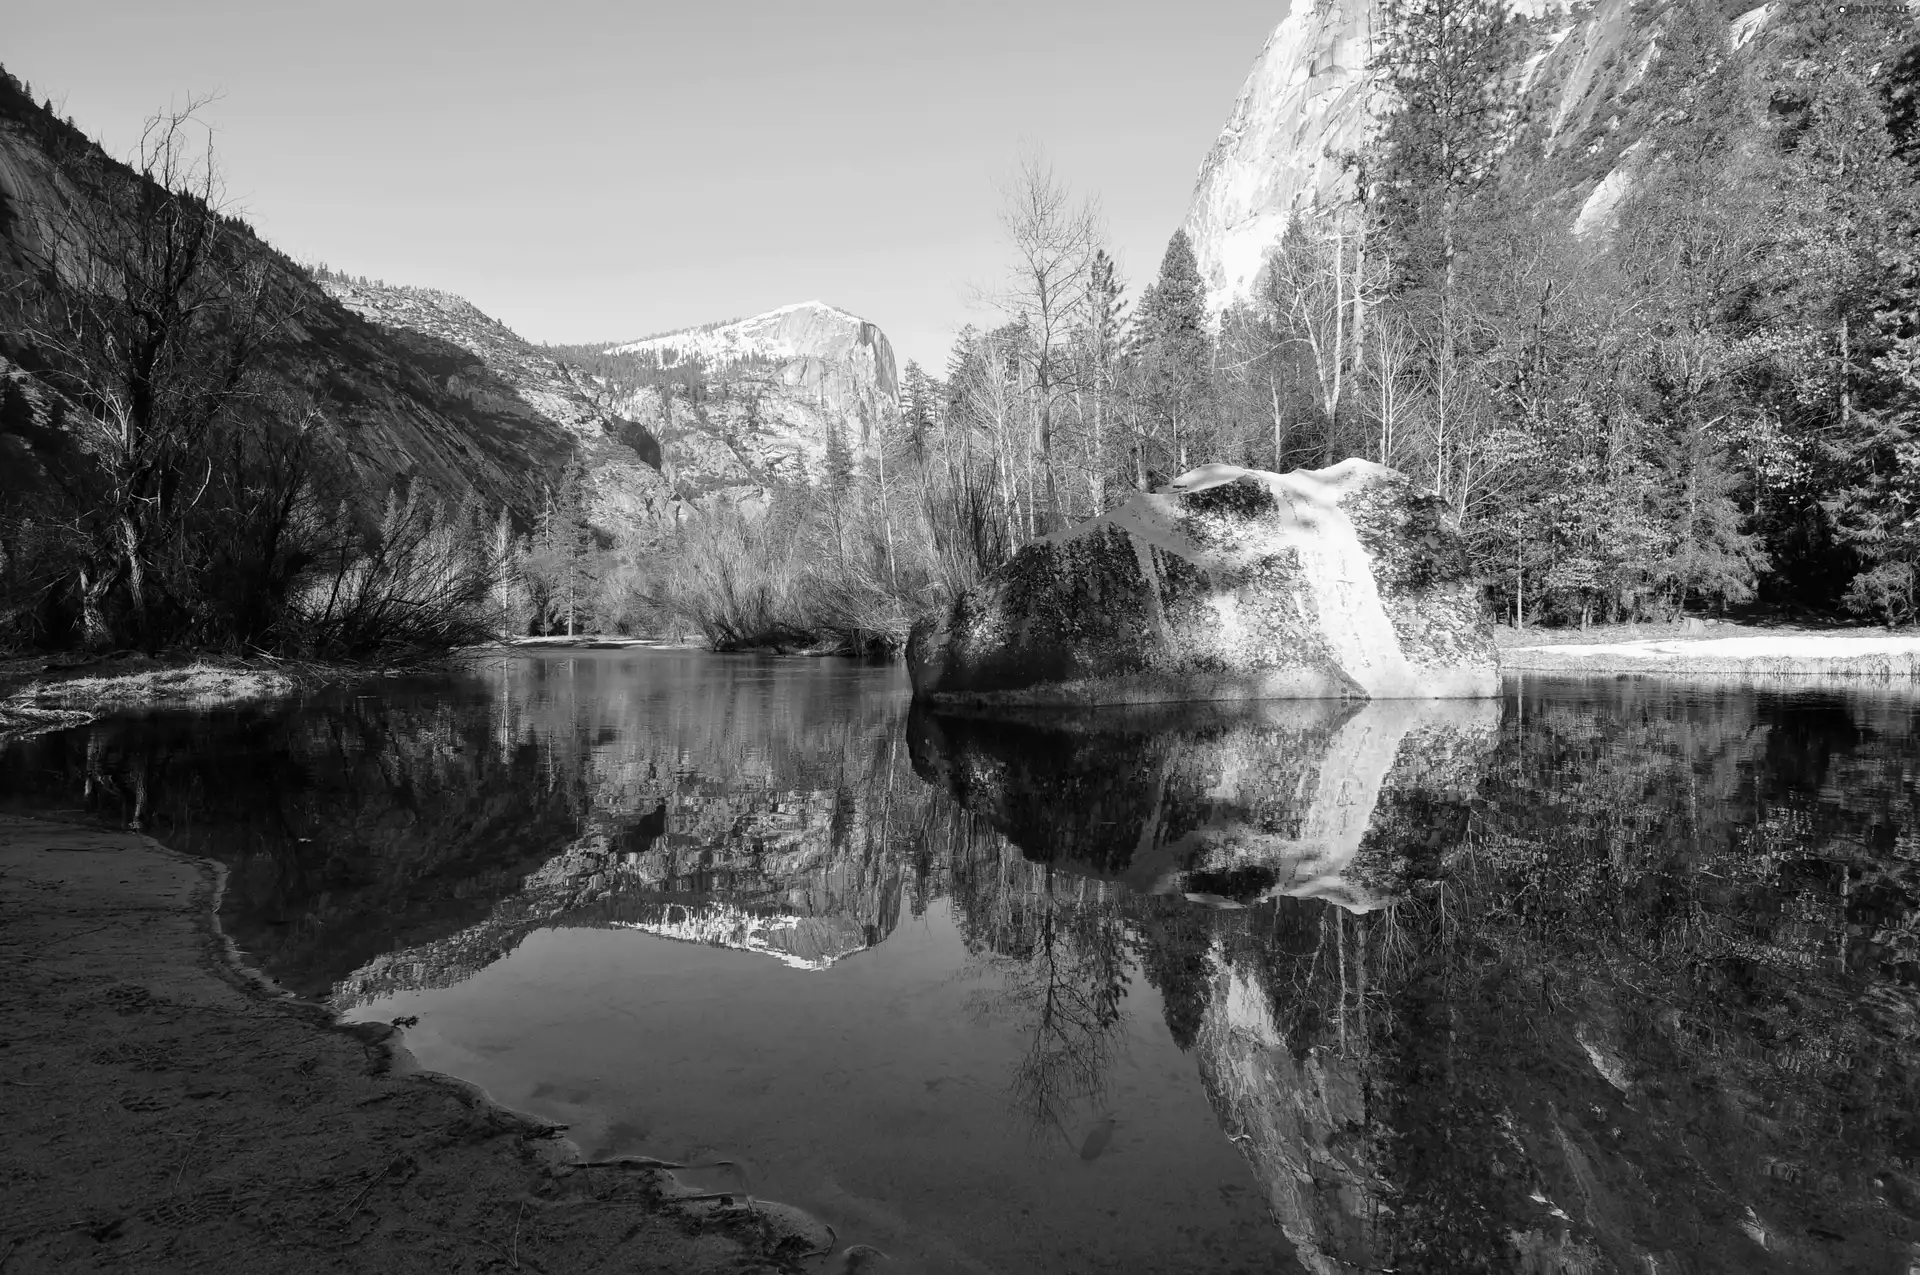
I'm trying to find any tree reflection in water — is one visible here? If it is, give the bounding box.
[954,852,1133,1150]
[6,659,1920,1273]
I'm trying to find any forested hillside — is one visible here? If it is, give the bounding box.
[688,0,1920,650]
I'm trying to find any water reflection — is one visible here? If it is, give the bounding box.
[911,697,1498,911]
[2,659,1917,1273]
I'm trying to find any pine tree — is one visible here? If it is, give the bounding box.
[1084,248,1127,509]
[823,420,856,496]
[902,361,937,460]
[1136,231,1212,479]
[1370,0,1517,294]
[1757,2,1920,617]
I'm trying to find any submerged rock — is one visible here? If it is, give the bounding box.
[908,460,1497,705]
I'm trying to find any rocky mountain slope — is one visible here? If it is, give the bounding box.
[325,289,907,519]
[0,70,898,553]
[317,278,683,537]
[1180,0,1867,312]
[609,300,898,413]
[0,74,599,528]
[571,301,900,508]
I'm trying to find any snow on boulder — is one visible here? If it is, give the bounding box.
[907,460,1498,705]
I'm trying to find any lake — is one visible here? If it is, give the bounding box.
[3,649,1918,1273]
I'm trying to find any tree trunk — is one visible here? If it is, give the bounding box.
[1351,229,1367,388]
[119,514,147,642]
[78,565,113,650]
[876,430,897,581]
[1330,224,1345,424]
[1270,378,1286,470]
[1039,394,1061,533]
[1514,540,1523,630]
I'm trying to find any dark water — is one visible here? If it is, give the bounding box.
[4,651,1920,1274]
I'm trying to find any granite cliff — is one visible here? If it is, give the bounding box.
[607,301,898,415]
[573,301,900,509]
[1180,0,1819,312]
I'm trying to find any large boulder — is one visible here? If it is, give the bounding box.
[907,460,1497,705]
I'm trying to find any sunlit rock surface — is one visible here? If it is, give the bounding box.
[318,286,903,528]
[607,301,898,413]
[1182,0,1375,312]
[909,696,1498,911]
[909,461,1497,705]
[1181,0,1741,311]
[601,302,899,508]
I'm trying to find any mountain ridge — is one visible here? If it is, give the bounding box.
[599,298,899,414]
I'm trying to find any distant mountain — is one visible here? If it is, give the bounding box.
[0,66,901,560]
[318,277,683,538]
[607,300,898,412]
[1180,0,1822,313]
[554,301,902,507]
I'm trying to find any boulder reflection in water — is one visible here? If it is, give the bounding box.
[907,697,1500,911]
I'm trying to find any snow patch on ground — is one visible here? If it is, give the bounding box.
[1510,636,1920,661]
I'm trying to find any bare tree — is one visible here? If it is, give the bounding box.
[1257,214,1383,438]
[24,99,295,647]
[991,147,1101,532]
[1363,309,1426,469]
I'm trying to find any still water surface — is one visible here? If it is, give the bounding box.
[4,650,1919,1273]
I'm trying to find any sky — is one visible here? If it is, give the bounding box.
[10,0,1281,371]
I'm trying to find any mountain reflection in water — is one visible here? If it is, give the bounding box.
[2,651,1917,1274]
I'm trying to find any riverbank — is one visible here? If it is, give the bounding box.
[0,814,827,1274]
[1499,624,1920,678]
[0,653,308,744]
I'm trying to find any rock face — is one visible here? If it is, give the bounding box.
[321,279,686,539]
[0,82,632,529]
[1182,0,1375,313]
[1181,0,1744,313]
[0,75,903,551]
[600,301,899,508]
[908,460,1497,705]
[607,301,897,413]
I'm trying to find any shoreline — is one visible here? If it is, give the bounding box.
[0,813,833,1273]
[1500,633,1920,679]
[0,654,324,745]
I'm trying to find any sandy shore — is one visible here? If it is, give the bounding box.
[0,814,837,1274]
[1501,633,1920,679]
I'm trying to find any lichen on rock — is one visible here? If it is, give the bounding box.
[909,459,1498,706]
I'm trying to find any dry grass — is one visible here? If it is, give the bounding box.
[11,661,299,707]
[0,653,335,745]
